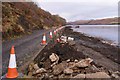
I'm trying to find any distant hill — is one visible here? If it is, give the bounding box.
[67,17,119,25]
[2,2,66,40]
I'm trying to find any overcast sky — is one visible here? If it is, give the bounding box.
[32,0,119,22]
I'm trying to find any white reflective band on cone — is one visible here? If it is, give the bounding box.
[43,35,46,41]
[50,32,52,35]
[9,54,17,68]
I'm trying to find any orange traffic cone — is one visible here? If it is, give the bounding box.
[54,30,56,35]
[49,31,53,39]
[6,46,18,78]
[56,38,60,42]
[42,33,47,45]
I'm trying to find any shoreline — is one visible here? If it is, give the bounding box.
[70,25,119,47]
[63,27,120,64]
[72,29,119,47]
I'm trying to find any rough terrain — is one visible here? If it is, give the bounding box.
[24,27,120,79]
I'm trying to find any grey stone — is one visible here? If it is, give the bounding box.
[64,68,73,75]
[66,59,71,62]
[74,59,78,63]
[60,36,67,43]
[49,53,59,62]
[73,74,85,78]
[75,58,93,68]
[53,62,68,75]
[33,64,39,70]
[86,72,111,78]
[33,68,46,75]
[68,62,76,68]
[111,73,119,78]
[28,62,34,71]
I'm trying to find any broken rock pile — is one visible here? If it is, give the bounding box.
[26,38,113,79]
[27,53,111,79]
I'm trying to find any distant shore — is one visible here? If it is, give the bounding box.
[67,17,119,25]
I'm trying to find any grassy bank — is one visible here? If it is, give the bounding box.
[2,2,66,40]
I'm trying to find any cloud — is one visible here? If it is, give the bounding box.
[32,0,119,21]
[32,0,119,3]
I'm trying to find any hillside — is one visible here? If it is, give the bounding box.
[67,17,119,25]
[2,2,66,40]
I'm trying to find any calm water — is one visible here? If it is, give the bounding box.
[71,25,119,46]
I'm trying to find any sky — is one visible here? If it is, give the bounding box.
[32,0,119,22]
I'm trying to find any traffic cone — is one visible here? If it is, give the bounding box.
[6,46,18,78]
[56,38,60,42]
[49,31,53,39]
[42,33,47,45]
[54,30,56,35]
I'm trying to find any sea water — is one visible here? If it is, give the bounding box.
[71,25,119,46]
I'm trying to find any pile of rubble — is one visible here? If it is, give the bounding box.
[27,53,111,79]
[26,36,118,79]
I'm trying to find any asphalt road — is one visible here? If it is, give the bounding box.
[2,29,54,75]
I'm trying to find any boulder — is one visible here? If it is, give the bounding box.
[37,73,49,80]
[33,68,46,75]
[85,72,111,78]
[53,61,68,75]
[111,71,120,78]
[75,58,93,68]
[58,74,65,78]
[73,74,85,78]
[64,68,73,75]
[49,53,59,62]
[74,59,78,63]
[68,62,76,68]
[27,72,33,76]
[60,36,67,43]
[111,73,119,78]
[49,53,59,67]
[28,62,34,72]
[33,64,39,70]
[66,59,71,62]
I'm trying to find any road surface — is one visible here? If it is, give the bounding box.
[2,29,54,75]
